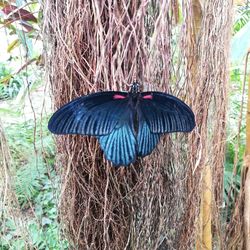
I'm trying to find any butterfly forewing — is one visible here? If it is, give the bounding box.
[140,92,195,133]
[48,92,128,136]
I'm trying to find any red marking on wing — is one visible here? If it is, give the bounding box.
[143,94,153,100]
[113,94,126,99]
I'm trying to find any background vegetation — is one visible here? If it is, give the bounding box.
[0,1,68,248]
[0,0,250,249]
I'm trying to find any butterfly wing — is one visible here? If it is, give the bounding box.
[48,91,128,136]
[98,105,136,166]
[137,109,161,157]
[140,92,195,133]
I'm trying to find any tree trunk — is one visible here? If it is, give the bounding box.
[44,1,232,249]
[243,50,250,249]
[196,165,212,250]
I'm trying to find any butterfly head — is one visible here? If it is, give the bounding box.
[130,81,141,93]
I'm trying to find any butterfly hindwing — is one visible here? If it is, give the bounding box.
[140,92,195,133]
[48,92,128,136]
[137,109,161,157]
[98,106,136,166]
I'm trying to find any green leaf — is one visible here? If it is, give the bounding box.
[0,107,20,116]
[16,29,33,57]
[7,39,20,52]
[0,74,12,84]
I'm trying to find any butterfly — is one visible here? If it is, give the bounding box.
[48,82,195,166]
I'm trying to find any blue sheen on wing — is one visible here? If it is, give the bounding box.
[140,92,195,133]
[98,108,136,166]
[48,92,128,136]
[137,109,161,157]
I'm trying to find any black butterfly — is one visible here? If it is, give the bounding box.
[48,82,195,166]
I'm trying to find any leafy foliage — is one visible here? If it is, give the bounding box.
[223,65,246,221]
[0,0,43,100]
[15,156,47,206]
[0,1,65,247]
[233,5,250,34]
[0,119,69,249]
[0,63,22,99]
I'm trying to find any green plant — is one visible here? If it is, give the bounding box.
[233,5,250,34]
[14,156,47,206]
[0,118,69,249]
[0,63,22,99]
[0,1,69,248]
[0,0,43,100]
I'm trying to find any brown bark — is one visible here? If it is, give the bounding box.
[196,165,212,250]
[44,0,232,248]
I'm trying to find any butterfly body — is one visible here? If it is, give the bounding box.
[48,82,195,166]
